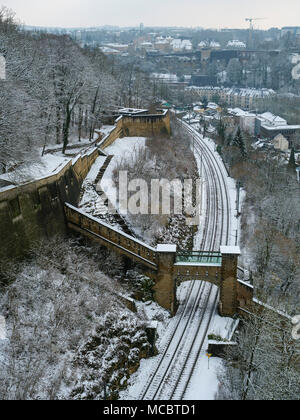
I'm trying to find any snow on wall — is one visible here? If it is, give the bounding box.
[0,147,100,261]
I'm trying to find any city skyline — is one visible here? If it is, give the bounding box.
[2,0,300,29]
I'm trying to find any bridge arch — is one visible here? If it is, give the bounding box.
[154,246,240,317]
[64,204,241,317]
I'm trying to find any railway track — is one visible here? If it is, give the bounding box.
[184,122,231,248]
[139,119,234,401]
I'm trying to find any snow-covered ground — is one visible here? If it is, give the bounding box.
[183,313,238,400]
[0,154,72,186]
[100,137,146,209]
[120,283,237,401]
[119,120,239,401]
[0,134,102,188]
[79,155,123,225]
[45,134,99,152]
[85,155,108,182]
[184,357,224,400]
[73,123,239,401]
[135,301,171,351]
[99,125,116,137]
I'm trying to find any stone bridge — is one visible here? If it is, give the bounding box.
[65,204,248,317]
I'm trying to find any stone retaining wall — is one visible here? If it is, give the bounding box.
[0,148,99,260]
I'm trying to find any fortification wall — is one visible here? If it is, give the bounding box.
[121,112,171,138]
[237,280,254,311]
[0,111,171,261]
[98,111,171,149]
[98,118,124,149]
[0,148,99,260]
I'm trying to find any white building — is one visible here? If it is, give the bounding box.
[210,41,221,49]
[296,166,300,183]
[198,41,207,49]
[258,112,287,127]
[171,39,193,52]
[186,86,276,110]
[227,40,246,49]
[271,134,289,151]
[99,46,121,55]
[228,108,256,135]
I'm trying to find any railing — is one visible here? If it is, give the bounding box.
[176,250,222,265]
[64,203,158,269]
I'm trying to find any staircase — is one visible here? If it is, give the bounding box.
[78,155,113,204]
[91,155,137,238]
[94,155,114,185]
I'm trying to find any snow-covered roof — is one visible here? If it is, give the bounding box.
[118,108,148,114]
[99,47,120,53]
[151,73,178,82]
[228,108,256,117]
[259,112,287,126]
[194,105,203,111]
[207,102,219,109]
[227,40,246,48]
[187,86,276,98]
[171,39,192,50]
[210,41,221,48]
[262,124,300,130]
[155,40,169,45]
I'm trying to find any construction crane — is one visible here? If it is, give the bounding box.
[245,18,266,30]
[245,18,267,47]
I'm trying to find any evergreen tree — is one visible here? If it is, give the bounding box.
[288,147,296,171]
[217,118,226,145]
[234,127,247,160]
[202,96,208,109]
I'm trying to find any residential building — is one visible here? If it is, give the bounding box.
[190,75,218,87]
[296,166,300,183]
[103,43,129,52]
[228,108,256,134]
[271,134,289,152]
[281,26,300,37]
[256,112,300,140]
[186,86,275,110]
[260,124,300,140]
[227,40,246,48]
[210,41,221,49]
[171,39,193,52]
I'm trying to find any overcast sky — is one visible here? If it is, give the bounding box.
[3,0,300,29]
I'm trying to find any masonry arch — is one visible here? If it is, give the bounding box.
[154,247,240,317]
[65,205,241,318]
